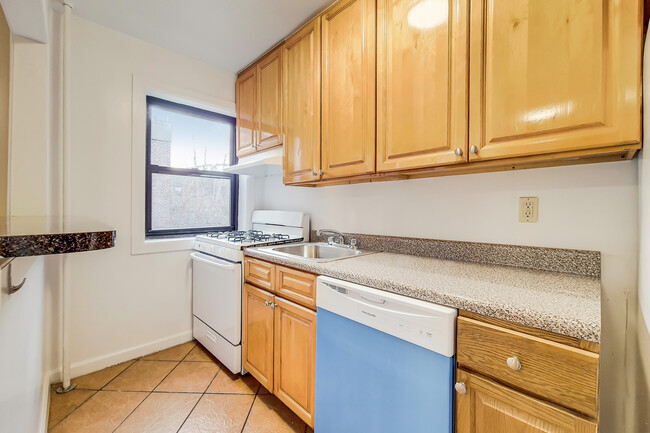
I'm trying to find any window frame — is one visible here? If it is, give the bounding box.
[145,96,238,238]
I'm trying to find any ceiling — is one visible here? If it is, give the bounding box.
[71,0,331,74]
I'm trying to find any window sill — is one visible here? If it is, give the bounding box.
[132,235,195,255]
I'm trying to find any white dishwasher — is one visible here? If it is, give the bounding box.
[315,276,457,433]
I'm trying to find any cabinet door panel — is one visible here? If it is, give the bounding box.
[257,45,283,151]
[321,0,375,179]
[456,369,597,433]
[377,0,469,171]
[283,19,321,184]
[469,0,641,161]
[243,284,274,390]
[236,67,257,157]
[273,297,316,427]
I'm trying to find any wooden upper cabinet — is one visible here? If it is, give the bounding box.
[456,369,597,433]
[283,18,321,184]
[236,66,257,157]
[257,45,283,151]
[376,0,469,172]
[273,297,317,427]
[468,0,642,161]
[321,0,376,179]
[242,284,275,391]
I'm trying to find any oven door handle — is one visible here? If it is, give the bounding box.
[190,252,240,270]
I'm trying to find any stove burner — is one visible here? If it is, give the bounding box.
[206,230,295,244]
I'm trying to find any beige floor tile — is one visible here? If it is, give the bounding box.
[73,360,135,390]
[155,361,220,393]
[184,344,221,363]
[141,341,197,361]
[206,369,260,394]
[114,392,200,433]
[243,394,306,433]
[49,390,147,433]
[48,388,96,430]
[104,361,177,391]
[178,394,254,433]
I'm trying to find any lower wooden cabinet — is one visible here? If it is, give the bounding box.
[273,297,317,426]
[456,369,598,433]
[242,283,274,391]
[242,282,317,427]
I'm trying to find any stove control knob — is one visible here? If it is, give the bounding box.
[454,382,467,394]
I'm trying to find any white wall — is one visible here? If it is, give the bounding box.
[40,16,237,377]
[635,31,650,433]
[258,160,639,432]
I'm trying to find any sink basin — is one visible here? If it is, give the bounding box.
[258,242,378,263]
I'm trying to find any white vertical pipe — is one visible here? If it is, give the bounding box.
[60,0,73,391]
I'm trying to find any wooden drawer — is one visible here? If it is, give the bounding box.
[244,257,275,291]
[275,265,316,309]
[457,317,599,418]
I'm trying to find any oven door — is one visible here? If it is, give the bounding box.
[191,251,242,345]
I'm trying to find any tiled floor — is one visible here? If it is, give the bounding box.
[48,341,312,433]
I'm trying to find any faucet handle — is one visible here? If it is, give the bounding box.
[349,238,358,249]
[327,236,335,245]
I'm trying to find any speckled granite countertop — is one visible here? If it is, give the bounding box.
[245,249,601,343]
[0,217,116,258]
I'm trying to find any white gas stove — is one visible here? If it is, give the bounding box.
[191,210,309,374]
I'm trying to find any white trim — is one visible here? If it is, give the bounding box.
[48,329,193,382]
[130,74,236,255]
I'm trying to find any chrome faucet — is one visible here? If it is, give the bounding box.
[316,229,358,249]
[317,229,345,245]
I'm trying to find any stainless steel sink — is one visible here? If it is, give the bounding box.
[257,242,378,263]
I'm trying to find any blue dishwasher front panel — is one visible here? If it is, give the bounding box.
[315,308,454,433]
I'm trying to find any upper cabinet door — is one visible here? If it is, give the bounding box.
[257,45,283,151]
[468,0,642,162]
[321,0,376,179]
[236,66,257,157]
[283,18,322,184]
[376,0,469,172]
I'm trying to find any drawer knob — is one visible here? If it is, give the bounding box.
[454,382,467,394]
[507,356,522,371]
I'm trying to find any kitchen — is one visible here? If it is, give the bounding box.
[0,0,648,432]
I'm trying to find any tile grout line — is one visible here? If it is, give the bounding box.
[176,393,206,433]
[110,359,183,433]
[240,391,259,433]
[47,388,99,432]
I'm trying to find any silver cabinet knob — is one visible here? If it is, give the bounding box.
[318,170,324,175]
[470,145,479,154]
[264,301,270,307]
[454,382,467,394]
[454,147,463,156]
[507,356,522,371]
[270,303,276,309]
[311,171,317,176]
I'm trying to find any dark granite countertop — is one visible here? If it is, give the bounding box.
[0,217,116,258]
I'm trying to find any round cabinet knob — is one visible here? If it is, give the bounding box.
[454,148,463,156]
[318,170,324,175]
[264,301,270,307]
[470,145,479,154]
[507,356,522,371]
[454,382,467,394]
[311,171,318,176]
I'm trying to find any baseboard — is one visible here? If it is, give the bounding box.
[38,371,51,433]
[48,330,193,383]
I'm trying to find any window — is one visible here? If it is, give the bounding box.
[146,96,237,237]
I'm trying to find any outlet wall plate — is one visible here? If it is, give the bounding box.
[519,197,538,223]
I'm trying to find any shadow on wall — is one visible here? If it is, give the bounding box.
[637,311,650,433]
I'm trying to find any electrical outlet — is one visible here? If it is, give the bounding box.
[519,197,538,223]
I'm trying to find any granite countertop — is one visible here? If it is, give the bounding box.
[245,248,601,343]
[0,216,116,258]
